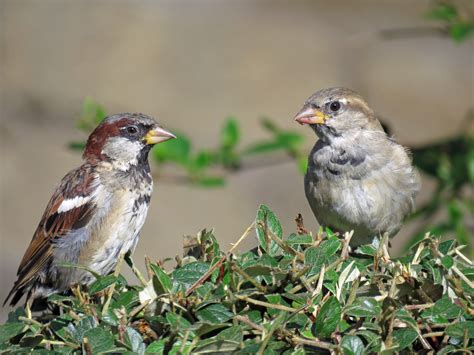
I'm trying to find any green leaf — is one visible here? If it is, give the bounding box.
[0,323,25,343]
[421,295,464,322]
[67,316,96,342]
[440,255,454,269]
[19,334,45,348]
[173,262,210,289]
[68,141,86,151]
[165,312,192,330]
[196,304,233,324]
[297,156,308,175]
[193,151,217,171]
[345,298,381,318]
[76,97,107,132]
[150,264,173,293]
[356,330,381,352]
[313,296,341,338]
[216,326,243,342]
[256,204,283,257]
[146,339,166,354]
[305,238,341,276]
[125,326,146,354]
[88,274,117,294]
[341,335,365,355]
[244,141,287,155]
[84,327,115,353]
[110,290,138,312]
[439,240,455,255]
[445,321,474,338]
[426,3,457,21]
[286,234,313,246]
[221,117,240,149]
[153,134,191,165]
[392,328,418,351]
[6,308,26,323]
[276,132,304,150]
[450,22,474,42]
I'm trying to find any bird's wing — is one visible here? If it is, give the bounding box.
[4,164,98,305]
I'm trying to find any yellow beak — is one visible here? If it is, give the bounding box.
[294,107,328,125]
[144,126,176,145]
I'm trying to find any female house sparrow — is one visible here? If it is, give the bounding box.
[295,88,420,246]
[4,113,175,306]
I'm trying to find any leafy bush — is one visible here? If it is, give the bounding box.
[1,205,473,354]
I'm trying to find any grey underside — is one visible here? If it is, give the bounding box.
[305,130,419,246]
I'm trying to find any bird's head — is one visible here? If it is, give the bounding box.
[83,113,175,168]
[294,87,383,140]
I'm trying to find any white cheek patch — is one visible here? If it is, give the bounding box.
[57,196,91,213]
[101,137,143,170]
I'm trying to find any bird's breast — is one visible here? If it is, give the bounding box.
[78,178,152,279]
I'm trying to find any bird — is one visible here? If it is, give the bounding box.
[4,113,176,307]
[294,87,420,247]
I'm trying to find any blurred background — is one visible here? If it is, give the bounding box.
[0,0,472,322]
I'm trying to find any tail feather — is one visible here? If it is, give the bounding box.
[3,283,25,307]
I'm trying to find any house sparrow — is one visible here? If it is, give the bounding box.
[295,87,420,246]
[4,113,175,306]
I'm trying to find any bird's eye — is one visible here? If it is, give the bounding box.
[329,101,341,112]
[127,126,138,135]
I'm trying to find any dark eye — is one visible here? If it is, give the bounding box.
[127,126,138,135]
[329,101,341,112]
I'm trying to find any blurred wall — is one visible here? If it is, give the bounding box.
[0,0,472,322]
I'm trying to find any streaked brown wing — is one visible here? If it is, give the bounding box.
[4,164,97,305]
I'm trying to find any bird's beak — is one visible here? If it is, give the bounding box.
[144,126,176,145]
[294,107,328,125]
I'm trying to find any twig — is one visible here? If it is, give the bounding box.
[235,315,264,332]
[288,258,343,294]
[452,266,474,289]
[18,316,44,328]
[422,331,445,338]
[232,264,267,293]
[180,330,190,353]
[295,213,309,235]
[129,300,151,319]
[235,295,298,313]
[185,256,225,297]
[186,222,255,297]
[289,335,334,350]
[404,303,434,311]
[455,248,472,266]
[229,222,255,254]
[40,339,80,349]
[144,256,154,279]
[102,252,125,315]
[258,222,305,261]
[125,253,148,287]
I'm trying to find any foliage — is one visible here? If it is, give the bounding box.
[1,205,473,354]
[426,1,474,42]
[408,132,474,257]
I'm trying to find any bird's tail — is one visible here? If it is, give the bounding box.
[3,282,28,307]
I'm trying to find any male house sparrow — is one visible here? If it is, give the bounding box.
[295,87,420,246]
[4,113,175,306]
